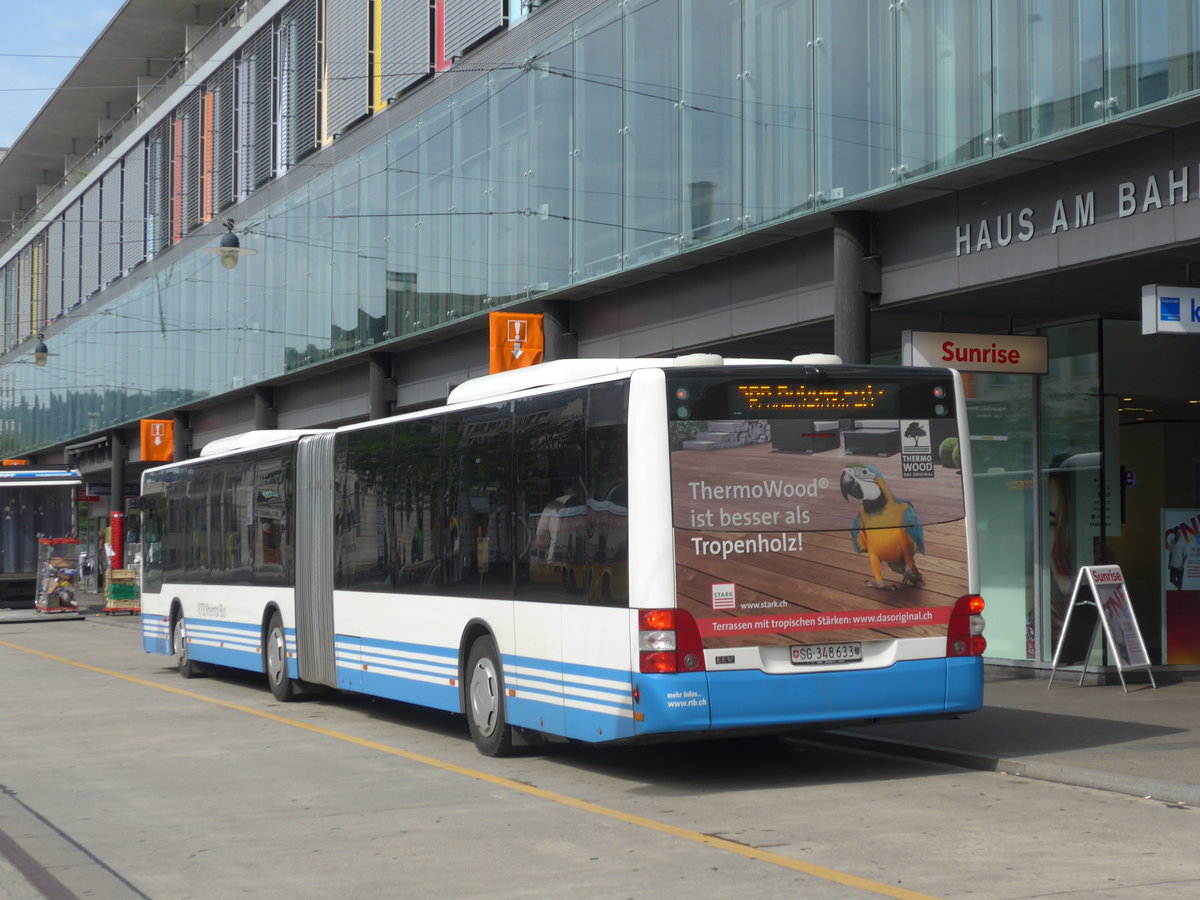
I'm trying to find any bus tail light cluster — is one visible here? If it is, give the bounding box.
[638,609,706,673]
[947,594,986,657]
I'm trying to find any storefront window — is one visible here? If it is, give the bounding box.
[968,372,1035,660]
[1039,321,1102,659]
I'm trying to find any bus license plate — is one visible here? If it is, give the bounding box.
[791,642,862,665]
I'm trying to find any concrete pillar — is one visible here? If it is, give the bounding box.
[173,411,192,462]
[255,386,277,430]
[369,353,393,419]
[540,299,577,362]
[832,212,874,365]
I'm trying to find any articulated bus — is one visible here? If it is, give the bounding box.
[1,461,82,606]
[140,356,985,755]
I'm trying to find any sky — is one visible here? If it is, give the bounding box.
[0,1,127,147]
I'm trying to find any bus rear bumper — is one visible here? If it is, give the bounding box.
[635,656,983,737]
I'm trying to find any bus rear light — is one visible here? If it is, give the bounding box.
[639,630,676,652]
[947,594,987,657]
[638,609,706,673]
[640,651,679,673]
[640,609,676,631]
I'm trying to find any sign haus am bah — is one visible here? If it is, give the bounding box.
[955,165,1200,256]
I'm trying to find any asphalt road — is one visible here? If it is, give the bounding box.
[1,614,1197,900]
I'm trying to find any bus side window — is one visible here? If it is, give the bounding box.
[443,404,513,599]
[584,382,629,608]
[390,419,444,593]
[515,389,587,604]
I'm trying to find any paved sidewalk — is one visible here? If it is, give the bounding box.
[831,667,1200,804]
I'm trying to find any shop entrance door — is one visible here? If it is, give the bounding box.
[1104,320,1200,663]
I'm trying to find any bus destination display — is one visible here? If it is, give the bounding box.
[671,376,954,421]
[734,382,887,413]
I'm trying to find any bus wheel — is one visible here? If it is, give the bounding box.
[172,612,204,679]
[465,636,513,756]
[263,611,297,702]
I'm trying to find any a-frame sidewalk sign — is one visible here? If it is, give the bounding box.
[1049,565,1157,692]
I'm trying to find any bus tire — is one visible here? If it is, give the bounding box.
[465,635,514,757]
[264,611,297,702]
[172,612,205,679]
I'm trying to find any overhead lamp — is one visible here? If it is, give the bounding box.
[203,219,258,270]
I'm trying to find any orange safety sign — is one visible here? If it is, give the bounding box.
[140,418,175,462]
[489,312,544,374]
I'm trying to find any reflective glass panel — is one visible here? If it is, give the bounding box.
[489,67,530,306]
[815,0,894,200]
[744,0,813,224]
[1107,0,1200,114]
[624,0,680,265]
[682,0,742,243]
[388,127,420,337]
[574,19,623,279]
[994,0,1104,147]
[452,80,490,317]
[531,42,572,292]
[896,0,992,177]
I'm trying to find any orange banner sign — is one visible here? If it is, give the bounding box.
[489,312,544,374]
[140,419,175,462]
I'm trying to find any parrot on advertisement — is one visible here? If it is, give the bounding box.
[840,462,925,589]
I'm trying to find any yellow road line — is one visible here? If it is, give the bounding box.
[0,639,941,900]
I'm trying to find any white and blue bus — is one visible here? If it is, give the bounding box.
[140,356,985,755]
[1,461,82,606]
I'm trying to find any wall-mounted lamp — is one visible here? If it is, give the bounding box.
[30,333,56,366]
[203,219,258,270]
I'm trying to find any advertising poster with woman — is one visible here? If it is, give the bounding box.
[1162,509,1200,663]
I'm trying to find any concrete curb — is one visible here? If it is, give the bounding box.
[0,610,86,624]
[816,731,1200,806]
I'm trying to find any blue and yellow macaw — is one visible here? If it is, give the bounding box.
[840,463,925,589]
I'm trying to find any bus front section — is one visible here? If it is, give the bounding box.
[635,363,985,738]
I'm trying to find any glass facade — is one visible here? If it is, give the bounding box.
[6,0,1200,455]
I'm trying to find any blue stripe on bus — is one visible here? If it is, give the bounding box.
[503,654,637,742]
[182,619,266,672]
[334,635,460,712]
[142,614,170,655]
